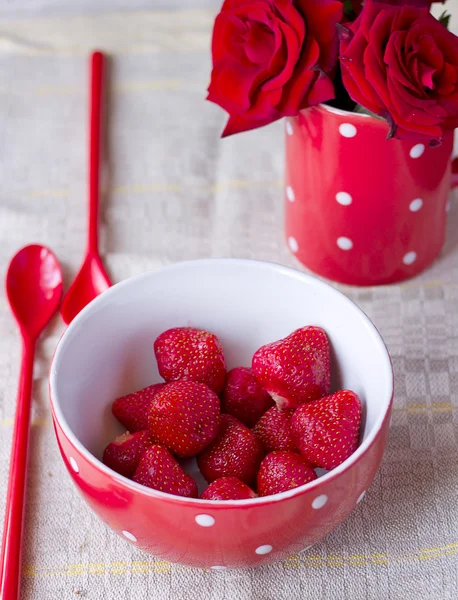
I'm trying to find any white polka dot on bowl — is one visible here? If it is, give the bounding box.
[357,491,366,504]
[286,120,294,136]
[255,545,273,555]
[195,514,215,527]
[337,237,353,251]
[288,236,299,253]
[409,198,423,212]
[286,186,295,202]
[69,457,79,473]
[122,530,137,542]
[410,144,425,159]
[339,123,357,138]
[403,251,417,265]
[336,192,352,206]
[312,494,328,509]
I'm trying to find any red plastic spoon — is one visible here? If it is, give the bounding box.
[60,50,112,325]
[1,245,63,600]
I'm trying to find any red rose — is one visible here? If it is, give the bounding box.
[347,0,445,21]
[340,1,458,142]
[349,0,444,14]
[207,0,343,136]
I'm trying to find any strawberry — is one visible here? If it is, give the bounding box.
[112,383,165,432]
[201,477,257,500]
[197,414,264,484]
[253,406,296,453]
[257,451,317,496]
[221,367,274,427]
[252,326,331,409]
[103,430,153,478]
[291,390,362,470]
[148,380,221,458]
[154,327,226,394]
[133,445,198,498]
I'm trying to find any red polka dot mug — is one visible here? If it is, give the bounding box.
[285,105,454,286]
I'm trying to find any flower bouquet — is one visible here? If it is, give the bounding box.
[207,0,458,285]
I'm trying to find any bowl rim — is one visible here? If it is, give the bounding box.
[50,257,394,507]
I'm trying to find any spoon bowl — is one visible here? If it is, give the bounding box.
[60,253,111,325]
[6,244,63,338]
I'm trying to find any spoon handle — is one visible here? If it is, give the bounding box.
[0,339,35,600]
[88,50,105,255]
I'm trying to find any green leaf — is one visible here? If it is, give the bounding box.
[353,104,384,120]
[343,0,353,15]
[439,11,451,30]
[343,0,356,21]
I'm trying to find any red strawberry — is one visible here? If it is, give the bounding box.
[257,451,317,496]
[148,381,220,458]
[197,414,264,484]
[253,406,296,453]
[154,327,226,394]
[291,390,362,470]
[112,383,165,432]
[133,444,198,498]
[201,477,257,500]
[221,367,274,427]
[103,430,153,478]
[252,326,331,409]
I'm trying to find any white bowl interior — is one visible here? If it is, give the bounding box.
[51,259,392,488]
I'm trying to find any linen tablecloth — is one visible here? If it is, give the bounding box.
[0,5,457,599]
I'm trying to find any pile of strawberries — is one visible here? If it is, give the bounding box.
[103,326,362,500]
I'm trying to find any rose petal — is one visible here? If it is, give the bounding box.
[295,0,343,72]
[278,36,321,114]
[263,20,302,91]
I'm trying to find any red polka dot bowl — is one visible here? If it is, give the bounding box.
[49,259,393,569]
[285,104,454,286]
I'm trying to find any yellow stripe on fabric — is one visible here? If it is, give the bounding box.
[0,10,216,57]
[15,179,284,200]
[0,417,50,427]
[21,541,458,577]
[393,404,457,415]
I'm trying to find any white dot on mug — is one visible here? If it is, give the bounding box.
[288,236,299,253]
[195,514,215,527]
[255,545,273,555]
[337,237,353,251]
[339,123,357,138]
[122,530,137,543]
[312,494,328,509]
[410,144,425,159]
[336,191,352,206]
[286,186,295,202]
[403,251,417,265]
[409,198,423,212]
